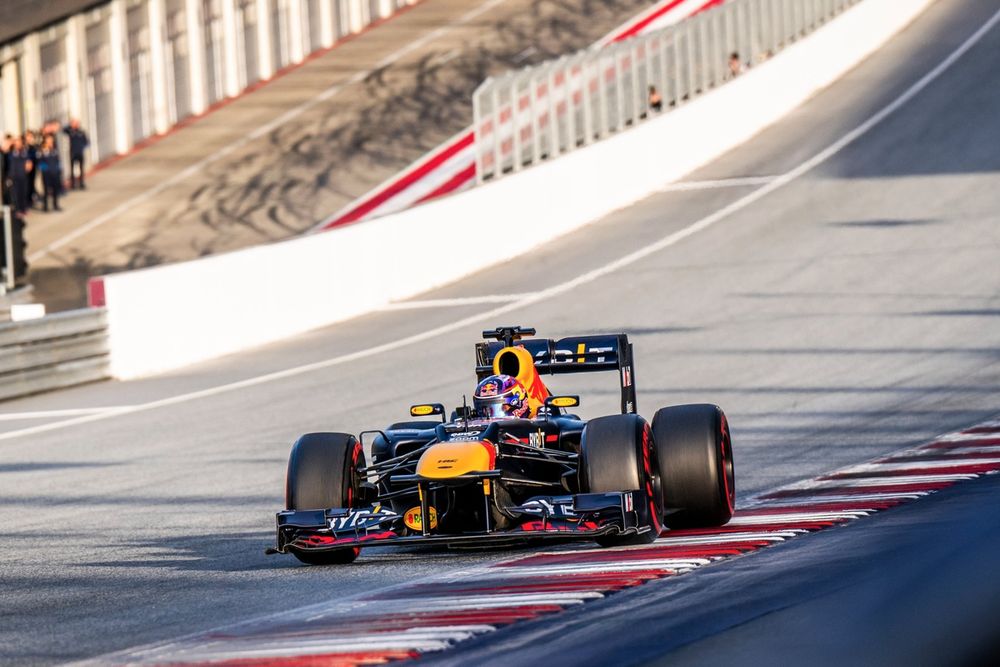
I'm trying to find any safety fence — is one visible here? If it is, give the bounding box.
[473,0,859,182]
[319,0,724,228]
[0,308,109,401]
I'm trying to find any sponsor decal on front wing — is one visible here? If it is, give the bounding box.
[329,505,399,531]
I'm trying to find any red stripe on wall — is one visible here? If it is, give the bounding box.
[414,163,477,205]
[322,133,475,228]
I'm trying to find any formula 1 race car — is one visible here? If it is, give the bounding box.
[268,326,735,565]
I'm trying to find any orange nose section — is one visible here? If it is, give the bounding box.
[416,441,496,478]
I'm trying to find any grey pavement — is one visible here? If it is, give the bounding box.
[25,0,657,312]
[1,0,999,663]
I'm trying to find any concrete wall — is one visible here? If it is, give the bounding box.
[96,0,937,379]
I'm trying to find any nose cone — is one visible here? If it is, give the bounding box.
[416,441,496,478]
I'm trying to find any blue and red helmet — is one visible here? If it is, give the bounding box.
[474,374,530,419]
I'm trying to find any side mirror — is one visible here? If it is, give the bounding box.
[410,403,446,422]
[544,395,580,409]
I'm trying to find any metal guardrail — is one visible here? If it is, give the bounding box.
[0,308,110,401]
[473,0,860,182]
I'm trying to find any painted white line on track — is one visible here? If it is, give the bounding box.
[727,511,870,524]
[840,459,1000,473]
[900,447,1000,457]
[497,561,706,575]
[314,595,589,612]
[169,638,457,659]
[933,432,1000,443]
[752,492,930,507]
[14,5,998,457]
[653,531,802,544]
[30,0,511,262]
[230,625,497,642]
[376,294,530,310]
[788,474,979,489]
[470,565,685,577]
[658,176,779,192]
[0,406,131,420]
[935,431,1000,442]
[183,629,493,654]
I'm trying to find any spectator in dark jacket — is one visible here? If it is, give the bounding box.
[24,129,39,207]
[1,134,12,207]
[38,135,62,212]
[64,119,90,190]
[6,136,32,214]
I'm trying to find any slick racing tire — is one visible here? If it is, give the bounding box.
[580,414,663,547]
[652,404,735,529]
[286,432,366,565]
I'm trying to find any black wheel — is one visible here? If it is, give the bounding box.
[652,404,735,529]
[285,432,366,565]
[579,414,662,547]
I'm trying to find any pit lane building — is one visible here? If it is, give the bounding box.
[0,0,412,162]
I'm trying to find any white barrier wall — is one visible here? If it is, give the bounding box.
[100,0,935,379]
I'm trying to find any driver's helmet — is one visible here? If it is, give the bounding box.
[474,374,530,419]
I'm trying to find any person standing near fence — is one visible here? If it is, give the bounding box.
[648,85,663,113]
[64,119,90,190]
[1,135,11,208]
[24,129,39,208]
[37,135,63,212]
[6,136,32,214]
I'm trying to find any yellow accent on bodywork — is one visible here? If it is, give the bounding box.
[416,441,494,479]
[549,396,579,408]
[492,345,549,415]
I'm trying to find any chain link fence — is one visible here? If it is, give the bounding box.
[473,0,860,183]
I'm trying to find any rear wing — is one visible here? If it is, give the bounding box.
[475,332,637,414]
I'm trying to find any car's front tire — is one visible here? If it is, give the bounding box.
[580,414,662,547]
[652,404,735,529]
[285,432,365,565]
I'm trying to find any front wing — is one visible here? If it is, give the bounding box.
[270,492,645,556]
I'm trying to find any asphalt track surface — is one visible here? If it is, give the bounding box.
[2,0,999,663]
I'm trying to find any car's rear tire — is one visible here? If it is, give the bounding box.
[579,414,662,547]
[652,404,735,529]
[285,432,366,565]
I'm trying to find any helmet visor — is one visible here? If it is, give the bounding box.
[474,396,512,419]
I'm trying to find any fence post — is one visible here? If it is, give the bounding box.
[597,52,610,138]
[512,71,525,172]
[582,59,595,144]
[547,67,560,158]
[473,81,485,184]
[566,59,579,149]
[530,69,542,162]
[658,32,670,107]
[2,206,14,293]
[491,85,502,175]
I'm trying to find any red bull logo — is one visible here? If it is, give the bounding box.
[493,346,551,414]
